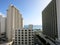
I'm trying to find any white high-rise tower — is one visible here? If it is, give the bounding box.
[6,5,23,41]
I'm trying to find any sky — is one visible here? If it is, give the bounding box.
[0,0,51,25]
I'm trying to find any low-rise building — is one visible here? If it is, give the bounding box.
[14,29,34,45]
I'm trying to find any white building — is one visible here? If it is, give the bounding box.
[0,15,6,34]
[14,29,34,45]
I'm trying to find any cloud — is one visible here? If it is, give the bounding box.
[0,12,6,17]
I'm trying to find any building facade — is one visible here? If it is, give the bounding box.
[0,15,6,34]
[6,5,23,41]
[42,0,60,40]
[14,29,34,45]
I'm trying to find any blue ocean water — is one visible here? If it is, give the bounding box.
[24,25,42,29]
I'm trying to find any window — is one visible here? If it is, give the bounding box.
[22,30,23,31]
[18,37,20,39]
[18,30,20,31]
[22,39,23,41]
[29,42,31,45]
[25,35,27,36]
[22,35,23,36]
[25,30,27,31]
[22,42,23,44]
[18,40,20,41]
[22,37,23,39]
[25,32,27,34]
[29,30,31,31]
[25,42,27,44]
[18,42,20,44]
[29,39,31,41]
[18,34,20,36]
[22,32,23,34]
[25,37,27,39]
[25,40,27,41]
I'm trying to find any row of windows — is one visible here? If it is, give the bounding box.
[15,39,33,41]
[15,34,32,36]
[15,31,33,33]
[16,31,33,33]
[15,42,33,44]
[15,36,33,38]
[15,30,32,31]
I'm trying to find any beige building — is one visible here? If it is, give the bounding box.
[42,0,60,40]
[6,4,23,41]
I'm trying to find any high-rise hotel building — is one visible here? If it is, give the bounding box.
[42,0,60,40]
[6,4,23,41]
